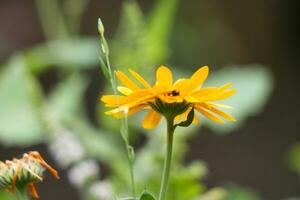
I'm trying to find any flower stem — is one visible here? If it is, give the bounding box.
[121,114,136,198]
[128,154,136,198]
[17,188,30,200]
[158,117,175,200]
[97,23,136,198]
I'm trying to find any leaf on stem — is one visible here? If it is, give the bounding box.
[140,191,156,200]
[176,108,194,127]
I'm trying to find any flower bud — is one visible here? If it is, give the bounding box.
[0,151,59,199]
[98,18,105,35]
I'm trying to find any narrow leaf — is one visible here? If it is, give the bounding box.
[176,108,194,127]
[140,191,156,200]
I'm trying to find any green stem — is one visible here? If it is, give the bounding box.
[99,30,136,197]
[158,117,175,200]
[17,188,30,200]
[127,148,136,198]
[105,47,135,199]
[122,117,136,198]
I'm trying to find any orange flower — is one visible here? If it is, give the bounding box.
[101,66,236,129]
[0,151,59,199]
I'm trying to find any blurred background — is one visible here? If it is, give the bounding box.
[0,0,299,200]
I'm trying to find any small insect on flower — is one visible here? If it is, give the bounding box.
[101,65,237,129]
[0,151,59,199]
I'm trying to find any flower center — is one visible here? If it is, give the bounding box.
[167,90,180,97]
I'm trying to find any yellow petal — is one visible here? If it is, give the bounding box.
[129,69,151,88]
[189,66,209,91]
[108,104,146,118]
[191,83,234,102]
[196,87,219,94]
[206,102,233,109]
[127,89,153,98]
[142,110,162,129]
[189,87,219,102]
[173,78,192,94]
[101,95,128,106]
[219,82,233,90]
[195,105,224,124]
[208,89,236,101]
[155,66,173,89]
[106,96,152,115]
[175,108,189,122]
[173,66,209,94]
[116,71,140,91]
[124,91,155,107]
[106,91,155,115]
[117,86,133,95]
[175,108,198,125]
[201,103,236,122]
[184,95,200,103]
[193,114,199,124]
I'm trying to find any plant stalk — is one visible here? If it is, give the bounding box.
[17,188,30,200]
[122,117,136,198]
[158,117,175,200]
[98,25,136,198]
[128,151,136,198]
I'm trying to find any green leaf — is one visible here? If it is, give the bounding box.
[140,191,156,200]
[46,72,89,126]
[111,1,148,69]
[111,0,179,70]
[127,145,136,164]
[120,115,129,144]
[166,161,206,200]
[147,0,179,63]
[287,143,300,172]
[98,53,111,81]
[204,65,273,133]
[176,108,194,127]
[0,55,45,145]
[225,185,261,200]
[23,38,99,74]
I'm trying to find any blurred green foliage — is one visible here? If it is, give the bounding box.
[198,188,227,200]
[0,190,14,200]
[46,72,89,127]
[0,55,44,145]
[288,143,300,173]
[225,185,262,200]
[0,0,275,199]
[24,38,98,74]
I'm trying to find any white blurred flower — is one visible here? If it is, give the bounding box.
[49,128,85,168]
[68,160,100,188]
[89,181,113,200]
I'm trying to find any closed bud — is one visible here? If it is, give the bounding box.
[98,18,105,35]
[0,151,59,199]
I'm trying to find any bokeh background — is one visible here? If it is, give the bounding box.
[0,0,299,200]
